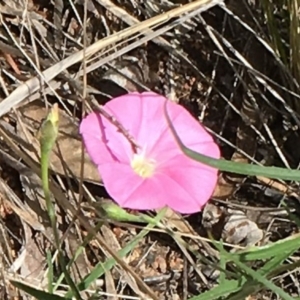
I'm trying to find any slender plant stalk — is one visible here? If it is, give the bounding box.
[39,104,82,299]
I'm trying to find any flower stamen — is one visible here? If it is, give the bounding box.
[131,153,156,178]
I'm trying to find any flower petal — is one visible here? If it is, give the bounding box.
[159,146,220,212]
[99,154,219,214]
[147,100,217,162]
[100,164,207,213]
[79,112,114,165]
[80,110,134,165]
[99,163,168,210]
[80,91,221,214]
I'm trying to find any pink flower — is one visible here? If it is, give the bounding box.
[80,92,220,214]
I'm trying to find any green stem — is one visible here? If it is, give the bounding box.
[39,104,81,299]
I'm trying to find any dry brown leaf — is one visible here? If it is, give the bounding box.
[202,203,264,248]
[1,149,95,289]
[159,207,219,263]
[201,203,264,280]
[0,178,44,232]
[0,173,47,288]
[102,56,150,93]
[105,270,117,300]
[223,209,264,247]
[100,224,146,297]
[18,223,47,288]
[64,230,92,293]
[0,147,93,287]
[0,148,52,226]
[2,53,21,75]
[17,102,101,184]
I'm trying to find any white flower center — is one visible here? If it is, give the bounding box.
[131,153,156,178]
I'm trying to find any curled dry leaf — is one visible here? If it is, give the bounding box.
[222,208,264,247]
[201,203,264,281]
[202,203,264,247]
[96,52,151,101]
[102,57,149,92]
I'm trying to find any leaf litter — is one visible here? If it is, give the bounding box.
[0,0,299,299]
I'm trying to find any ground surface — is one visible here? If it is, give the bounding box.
[0,0,299,299]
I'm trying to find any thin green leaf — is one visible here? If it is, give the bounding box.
[54,221,104,292]
[46,251,54,294]
[225,252,295,300]
[232,233,300,262]
[164,102,300,181]
[218,240,227,285]
[228,248,296,300]
[213,241,295,300]
[11,280,70,300]
[189,279,246,300]
[65,208,166,298]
